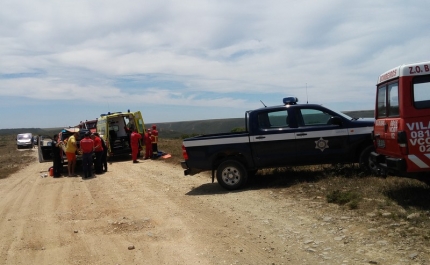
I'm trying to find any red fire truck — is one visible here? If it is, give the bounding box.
[370,61,430,175]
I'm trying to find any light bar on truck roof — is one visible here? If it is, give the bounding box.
[283,97,298,105]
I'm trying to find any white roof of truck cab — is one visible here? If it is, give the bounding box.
[377,61,430,85]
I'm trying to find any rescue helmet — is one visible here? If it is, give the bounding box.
[152,124,156,129]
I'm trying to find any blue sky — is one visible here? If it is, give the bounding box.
[1,0,430,129]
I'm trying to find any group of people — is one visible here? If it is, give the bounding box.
[130,124,158,163]
[51,131,108,179]
[51,124,159,178]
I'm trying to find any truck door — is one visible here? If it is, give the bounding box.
[374,82,401,158]
[250,109,297,167]
[293,107,349,164]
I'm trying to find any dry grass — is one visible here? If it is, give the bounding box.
[0,135,36,179]
[157,138,184,165]
[253,164,430,240]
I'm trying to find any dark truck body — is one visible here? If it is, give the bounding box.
[181,98,375,190]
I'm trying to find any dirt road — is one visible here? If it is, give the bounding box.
[0,150,428,265]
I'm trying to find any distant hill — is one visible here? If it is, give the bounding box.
[342,110,374,119]
[1,110,374,139]
[0,128,63,136]
[154,110,375,138]
[154,118,244,138]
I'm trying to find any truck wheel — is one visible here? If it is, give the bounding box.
[216,160,248,190]
[359,145,377,174]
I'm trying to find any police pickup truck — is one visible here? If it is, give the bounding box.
[181,97,375,190]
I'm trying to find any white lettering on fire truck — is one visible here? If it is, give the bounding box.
[375,120,385,126]
[379,69,397,83]
[408,64,430,75]
[407,121,430,130]
[408,128,430,153]
[388,120,398,139]
[406,122,430,152]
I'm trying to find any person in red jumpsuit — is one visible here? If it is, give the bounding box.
[144,128,152,159]
[151,124,159,158]
[130,128,142,163]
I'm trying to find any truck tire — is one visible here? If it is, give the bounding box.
[359,145,377,174]
[216,160,248,190]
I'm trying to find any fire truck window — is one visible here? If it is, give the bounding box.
[388,83,399,117]
[377,86,387,118]
[413,75,430,109]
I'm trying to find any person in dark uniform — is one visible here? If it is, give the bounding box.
[51,134,63,178]
[91,133,104,174]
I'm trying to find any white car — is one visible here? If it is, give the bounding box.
[16,133,34,149]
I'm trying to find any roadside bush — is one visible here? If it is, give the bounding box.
[326,189,361,209]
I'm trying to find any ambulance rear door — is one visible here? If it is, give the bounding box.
[133,111,145,134]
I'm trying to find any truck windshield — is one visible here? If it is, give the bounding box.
[18,134,31,140]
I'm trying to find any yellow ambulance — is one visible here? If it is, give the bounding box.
[97,110,145,157]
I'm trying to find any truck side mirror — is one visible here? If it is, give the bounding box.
[328,116,342,126]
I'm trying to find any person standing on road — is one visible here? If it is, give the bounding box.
[131,128,142,163]
[65,132,79,177]
[51,134,63,178]
[151,124,159,158]
[94,132,108,172]
[144,128,152,160]
[80,132,94,179]
[91,133,104,174]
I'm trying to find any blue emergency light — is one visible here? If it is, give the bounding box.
[283,97,298,105]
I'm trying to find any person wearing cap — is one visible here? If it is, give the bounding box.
[144,128,152,159]
[91,133,104,174]
[130,127,142,163]
[151,124,159,158]
[80,132,94,179]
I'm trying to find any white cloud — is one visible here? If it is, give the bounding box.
[1,0,430,128]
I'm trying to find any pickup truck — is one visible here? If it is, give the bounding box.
[181,97,375,190]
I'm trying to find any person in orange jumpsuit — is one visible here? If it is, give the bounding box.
[151,124,159,158]
[144,128,152,159]
[130,128,142,163]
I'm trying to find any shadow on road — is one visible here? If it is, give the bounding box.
[185,183,230,196]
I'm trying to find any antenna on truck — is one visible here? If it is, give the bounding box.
[260,100,267,107]
[306,83,308,104]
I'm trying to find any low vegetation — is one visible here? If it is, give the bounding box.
[0,135,36,179]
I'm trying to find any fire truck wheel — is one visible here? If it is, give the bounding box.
[359,145,377,174]
[216,160,248,190]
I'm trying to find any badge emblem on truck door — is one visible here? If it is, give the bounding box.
[315,137,329,152]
